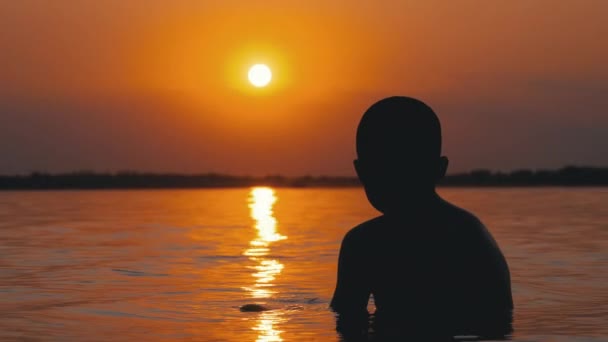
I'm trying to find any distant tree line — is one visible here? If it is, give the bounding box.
[0,172,360,190]
[0,166,606,190]
[438,166,608,186]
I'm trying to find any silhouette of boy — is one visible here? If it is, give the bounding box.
[330,96,513,340]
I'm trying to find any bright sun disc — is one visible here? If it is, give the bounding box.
[248,64,272,87]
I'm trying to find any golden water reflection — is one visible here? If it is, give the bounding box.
[253,310,286,342]
[244,187,287,341]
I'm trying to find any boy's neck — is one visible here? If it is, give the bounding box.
[382,190,443,219]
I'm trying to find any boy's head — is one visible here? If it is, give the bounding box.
[354,96,448,214]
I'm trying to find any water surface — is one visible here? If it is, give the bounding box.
[0,188,606,341]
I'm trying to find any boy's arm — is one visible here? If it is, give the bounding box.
[460,227,514,338]
[330,230,370,317]
[474,253,514,338]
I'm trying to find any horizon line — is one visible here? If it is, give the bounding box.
[1,164,607,178]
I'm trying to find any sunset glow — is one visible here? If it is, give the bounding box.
[0,1,606,176]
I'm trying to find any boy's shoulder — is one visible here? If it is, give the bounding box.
[438,199,486,228]
[341,215,384,244]
[339,199,499,248]
[439,199,505,254]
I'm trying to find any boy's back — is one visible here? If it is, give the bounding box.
[329,96,513,339]
[331,198,513,337]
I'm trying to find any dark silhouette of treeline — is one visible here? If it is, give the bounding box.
[0,172,359,190]
[0,166,606,190]
[438,166,608,187]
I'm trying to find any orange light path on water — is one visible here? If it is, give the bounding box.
[243,187,287,342]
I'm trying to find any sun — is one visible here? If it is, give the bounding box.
[248,64,272,87]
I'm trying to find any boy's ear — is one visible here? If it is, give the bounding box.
[437,156,449,179]
[353,159,364,181]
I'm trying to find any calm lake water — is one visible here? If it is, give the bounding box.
[0,188,606,342]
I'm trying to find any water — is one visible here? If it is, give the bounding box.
[0,187,606,341]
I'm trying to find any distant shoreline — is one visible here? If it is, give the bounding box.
[1,166,607,190]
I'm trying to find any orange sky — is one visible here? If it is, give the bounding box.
[1,1,607,176]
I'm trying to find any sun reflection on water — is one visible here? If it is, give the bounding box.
[243,187,287,342]
[253,310,286,342]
